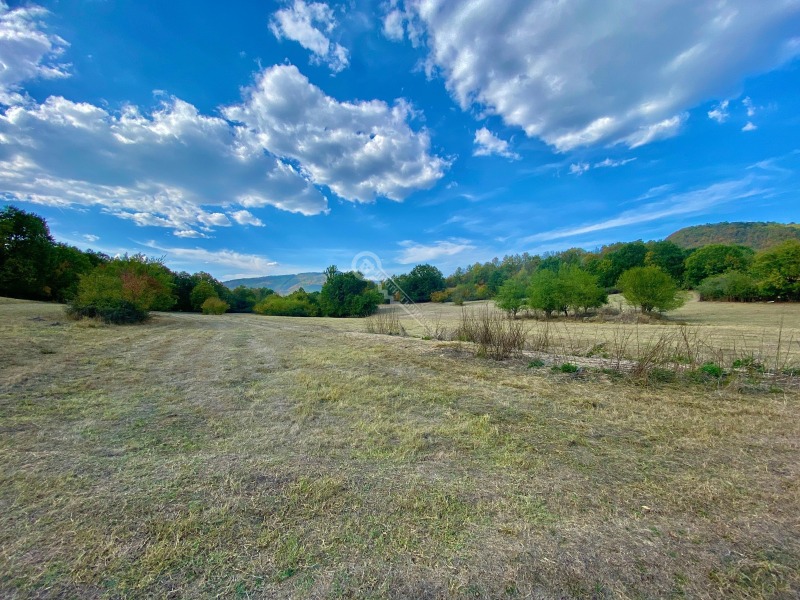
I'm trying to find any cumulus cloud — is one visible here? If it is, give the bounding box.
[708,100,730,123]
[0,95,328,232]
[743,96,756,117]
[473,127,519,159]
[229,209,264,226]
[395,0,800,150]
[270,0,349,72]
[742,121,758,132]
[0,2,69,105]
[396,238,474,264]
[224,64,448,202]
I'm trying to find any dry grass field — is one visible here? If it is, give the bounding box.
[1,296,799,598]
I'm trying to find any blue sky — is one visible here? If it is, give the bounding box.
[1,0,799,280]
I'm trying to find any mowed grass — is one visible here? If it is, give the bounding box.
[1,297,799,598]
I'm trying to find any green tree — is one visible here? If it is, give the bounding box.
[495,276,528,317]
[190,280,218,311]
[48,243,96,302]
[0,206,55,299]
[394,264,446,302]
[750,240,800,301]
[559,266,607,314]
[645,240,687,283]
[201,296,230,315]
[595,241,648,288]
[320,272,383,317]
[618,266,684,313]
[684,244,754,287]
[527,269,567,317]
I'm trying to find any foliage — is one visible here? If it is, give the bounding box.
[667,221,800,251]
[48,243,97,302]
[201,296,230,315]
[0,206,56,299]
[527,269,566,317]
[645,240,688,283]
[68,255,175,323]
[454,305,526,359]
[228,285,274,312]
[592,241,648,288]
[618,266,685,313]
[254,289,320,317]
[558,266,607,314]
[750,240,800,301]
[494,276,528,317]
[392,264,446,302]
[684,244,754,287]
[697,271,758,302]
[190,280,218,311]
[320,271,383,317]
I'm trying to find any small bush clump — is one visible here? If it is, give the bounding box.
[201,296,229,315]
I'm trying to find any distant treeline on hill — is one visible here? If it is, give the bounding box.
[666,221,800,250]
[2,206,799,324]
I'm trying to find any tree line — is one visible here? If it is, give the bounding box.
[0,207,382,323]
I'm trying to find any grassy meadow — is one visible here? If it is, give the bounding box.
[1,296,799,598]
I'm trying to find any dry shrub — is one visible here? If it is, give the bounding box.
[365,308,405,336]
[454,305,526,360]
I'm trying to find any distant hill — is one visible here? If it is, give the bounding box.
[666,222,800,250]
[224,272,325,295]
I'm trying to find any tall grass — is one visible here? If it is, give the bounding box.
[454,306,526,360]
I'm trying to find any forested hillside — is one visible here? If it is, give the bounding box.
[223,273,325,295]
[667,222,800,250]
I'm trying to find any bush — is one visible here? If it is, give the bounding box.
[201,296,229,315]
[254,294,319,317]
[66,299,149,324]
[320,271,382,317]
[697,271,758,302]
[68,255,175,324]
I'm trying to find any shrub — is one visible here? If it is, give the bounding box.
[320,271,382,317]
[527,359,545,368]
[254,295,318,317]
[697,271,758,302]
[68,255,175,324]
[557,363,579,373]
[201,296,229,315]
[66,299,149,324]
[364,309,405,336]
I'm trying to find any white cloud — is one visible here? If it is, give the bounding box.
[0,2,69,105]
[473,127,519,159]
[569,162,589,176]
[594,157,636,169]
[743,96,756,117]
[224,64,448,203]
[708,100,730,123]
[742,121,758,132]
[397,0,800,150]
[143,243,280,279]
[523,177,767,243]
[396,238,475,264]
[270,0,349,72]
[0,94,328,232]
[229,209,264,226]
[571,156,636,175]
[82,233,99,242]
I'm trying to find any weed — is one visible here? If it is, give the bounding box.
[527,359,545,368]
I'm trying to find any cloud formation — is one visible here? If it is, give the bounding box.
[392,0,800,150]
[473,127,519,160]
[225,64,448,203]
[0,2,69,104]
[0,95,328,234]
[396,238,474,264]
[270,0,349,72]
[143,243,280,279]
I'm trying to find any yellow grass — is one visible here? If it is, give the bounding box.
[1,296,799,598]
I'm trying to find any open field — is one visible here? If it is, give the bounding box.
[1,297,799,598]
